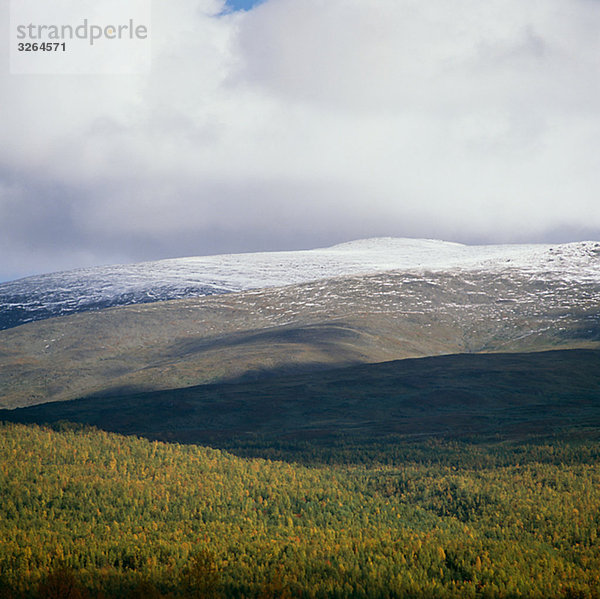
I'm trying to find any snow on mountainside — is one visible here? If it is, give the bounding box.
[1,238,599,330]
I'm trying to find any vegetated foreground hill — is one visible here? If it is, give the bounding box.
[1,421,600,598]
[2,237,599,330]
[3,349,599,454]
[1,265,599,408]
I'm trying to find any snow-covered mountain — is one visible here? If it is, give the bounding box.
[1,238,600,330]
[2,237,600,408]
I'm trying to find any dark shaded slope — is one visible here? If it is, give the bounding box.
[2,350,599,451]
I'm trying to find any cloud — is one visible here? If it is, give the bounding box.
[1,0,600,279]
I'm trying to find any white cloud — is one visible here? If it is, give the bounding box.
[1,0,600,279]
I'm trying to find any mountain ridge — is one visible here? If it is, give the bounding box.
[2,237,599,331]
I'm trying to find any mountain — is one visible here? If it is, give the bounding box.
[3,238,600,599]
[1,238,599,408]
[2,237,599,331]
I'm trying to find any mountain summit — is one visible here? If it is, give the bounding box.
[1,238,599,331]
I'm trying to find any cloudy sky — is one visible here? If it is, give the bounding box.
[2,0,600,281]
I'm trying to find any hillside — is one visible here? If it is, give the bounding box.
[1,262,599,408]
[3,349,599,455]
[1,422,600,598]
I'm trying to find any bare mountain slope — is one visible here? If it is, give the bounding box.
[1,262,599,408]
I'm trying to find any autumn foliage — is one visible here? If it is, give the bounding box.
[1,422,599,598]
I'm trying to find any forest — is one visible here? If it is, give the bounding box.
[1,421,599,598]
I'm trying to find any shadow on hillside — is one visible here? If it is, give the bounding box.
[2,349,600,463]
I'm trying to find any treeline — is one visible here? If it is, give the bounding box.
[1,422,599,598]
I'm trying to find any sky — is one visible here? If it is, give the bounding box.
[1,0,600,281]
[225,0,262,11]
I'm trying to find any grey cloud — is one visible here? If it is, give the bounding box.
[1,0,600,281]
